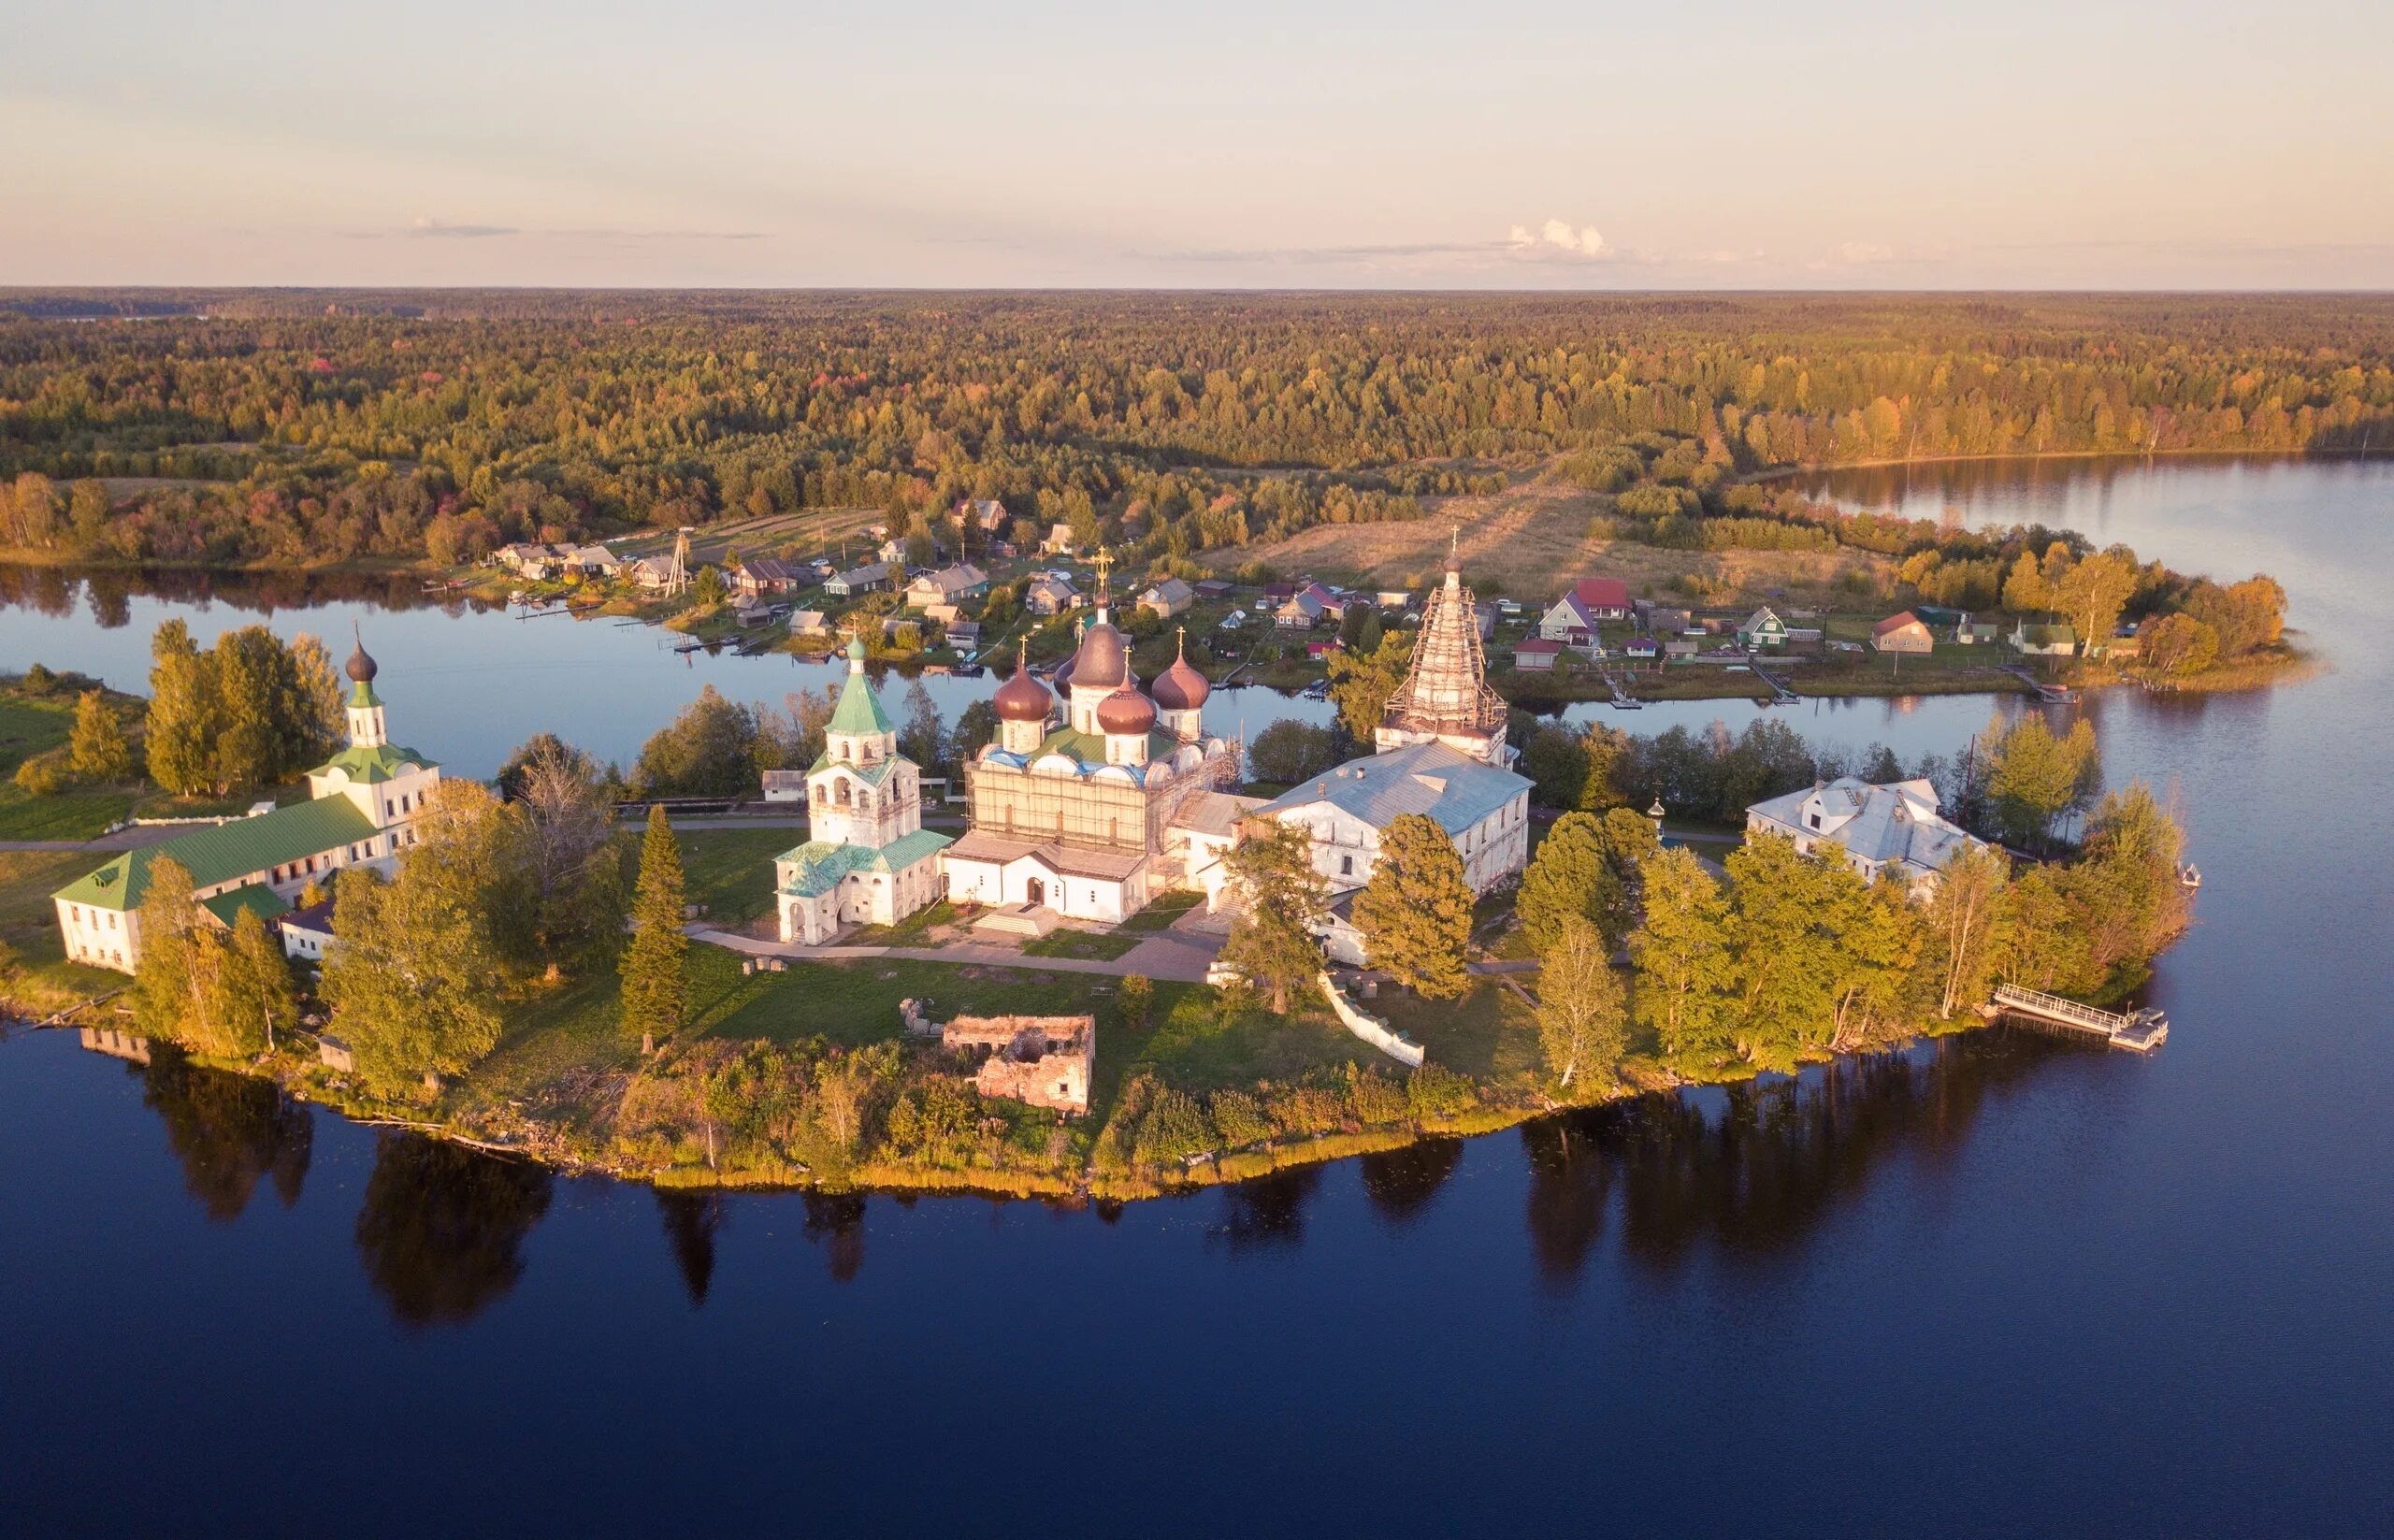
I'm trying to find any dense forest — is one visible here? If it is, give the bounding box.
[2,291,2389,570]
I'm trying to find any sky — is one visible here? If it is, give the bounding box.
[3,0,2390,291]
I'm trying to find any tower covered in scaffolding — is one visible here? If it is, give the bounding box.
[1376,532,1511,766]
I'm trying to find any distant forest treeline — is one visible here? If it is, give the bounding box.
[1,291,2390,568]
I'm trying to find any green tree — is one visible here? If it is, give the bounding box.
[1352,813,1474,999]
[2137,612,2218,676]
[1576,724,1634,812]
[1323,632,1410,742]
[2055,548,2139,649]
[145,624,219,796]
[899,678,945,769]
[632,684,759,797]
[1982,713,2099,848]
[203,907,298,1058]
[1927,843,2011,1016]
[1521,725,1589,808]
[1723,832,1840,1069]
[67,690,133,782]
[1218,821,1330,1013]
[620,806,689,1046]
[1247,719,1339,785]
[1591,806,1661,877]
[1631,846,1735,1058]
[508,736,627,973]
[1516,811,1627,955]
[321,788,510,1094]
[1535,914,1627,1092]
[689,565,726,607]
[131,857,211,1043]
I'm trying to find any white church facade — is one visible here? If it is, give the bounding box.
[772,640,954,945]
[52,634,439,972]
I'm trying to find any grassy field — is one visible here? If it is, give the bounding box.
[674,825,793,927]
[1207,475,1889,607]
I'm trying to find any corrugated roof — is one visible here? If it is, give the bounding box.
[827,666,896,739]
[200,885,291,929]
[774,829,953,897]
[54,797,380,912]
[1254,741,1527,839]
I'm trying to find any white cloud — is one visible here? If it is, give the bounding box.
[1509,218,1608,258]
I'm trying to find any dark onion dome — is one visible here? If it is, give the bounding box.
[344,631,379,683]
[1149,629,1209,712]
[1070,618,1129,691]
[993,641,1054,723]
[1095,685,1156,736]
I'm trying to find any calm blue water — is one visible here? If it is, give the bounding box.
[5,455,2392,1535]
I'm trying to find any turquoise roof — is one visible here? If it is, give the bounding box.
[774,828,953,898]
[349,679,383,709]
[313,741,436,784]
[804,752,901,786]
[826,655,896,739]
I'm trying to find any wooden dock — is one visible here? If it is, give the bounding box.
[1990,983,2170,1052]
[2001,665,2078,704]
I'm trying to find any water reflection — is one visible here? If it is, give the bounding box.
[1211,1166,1321,1251]
[1585,1030,2073,1276]
[800,1193,867,1283]
[353,1134,555,1328]
[1521,1118,1610,1289]
[135,1049,312,1221]
[656,1190,728,1306]
[1359,1138,1464,1228]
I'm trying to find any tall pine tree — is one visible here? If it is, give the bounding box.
[620,805,688,1048]
[1352,813,1474,999]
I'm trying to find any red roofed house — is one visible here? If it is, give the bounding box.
[1870,611,1935,655]
[1538,576,1632,645]
[1512,638,1565,671]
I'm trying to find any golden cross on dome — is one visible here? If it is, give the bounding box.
[1091,546,1113,596]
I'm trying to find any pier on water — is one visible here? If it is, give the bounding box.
[1990,983,2170,1052]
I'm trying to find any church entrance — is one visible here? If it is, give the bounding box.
[1025,876,1046,908]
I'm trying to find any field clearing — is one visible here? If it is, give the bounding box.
[1208,476,1888,606]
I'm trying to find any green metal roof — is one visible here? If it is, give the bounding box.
[774,828,953,898]
[54,796,381,913]
[349,680,383,709]
[200,885,292,929]
[826,659,896,739]
[312,741,436,784]
[1031,726,1177,764]
[804,752,901,786]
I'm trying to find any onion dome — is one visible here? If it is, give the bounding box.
[344,626,378,683]
[993,639,1053,722]
[1150,627,1209,712]
[1071,619,1129,691]
[1096,685,1155,736]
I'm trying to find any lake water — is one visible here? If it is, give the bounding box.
[6,455,2393,1534]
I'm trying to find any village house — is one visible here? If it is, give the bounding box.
[1024,573,1081,615]
[945,619,982,651]
[787,609,832,639]
[1539,577,1631,644]
[1634,599,1694,635]
[1512,638,1564,671]
[772,640,953,945]
[276,894,338,964]
[1041,522,1076,555]
[1663,636,1701,660]
[1624,635,1660,660]
[824,561,897,598]
[2011,622,2080,656]
[1871,611,1936,655]
[905,563,990,610]
[1955,615,2003,645]
[729,556,800,597]
[954,497,1009,534]
[876,537,910,566]
[496,541,559,578]
[1375,589,1415,611]
[567,543,623,580]
[1274,582,1341,629]
[629,554,681,592]
[1736,606,1790,650]
[53,637,437,972]
[1745,777,1990,896]
[1192,579,1234,602]
[1138,578,1194,619]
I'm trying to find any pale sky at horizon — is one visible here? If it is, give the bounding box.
[5,0,2390,291]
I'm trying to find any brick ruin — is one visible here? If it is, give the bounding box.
[940,1012,1094,1115]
